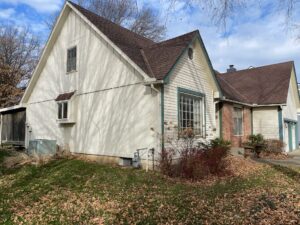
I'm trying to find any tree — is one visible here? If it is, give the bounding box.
[168,0,300,33]
[48,0,166,42]
[0,24,40,107]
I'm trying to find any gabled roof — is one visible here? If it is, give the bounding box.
[217,61,294,105]
[69,1,198,80]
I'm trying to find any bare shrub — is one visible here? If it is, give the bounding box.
[265,139,285,154]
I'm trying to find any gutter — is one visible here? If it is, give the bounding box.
[220,97,286,108]
[0,104,27,113]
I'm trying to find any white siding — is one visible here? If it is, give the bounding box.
[252,107,279,139]
[163,40,219,141]
[282,69,299,121]
[26,10,160,157]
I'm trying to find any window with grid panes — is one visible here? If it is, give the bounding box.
[179,92,204,136]
[67,47,76,72]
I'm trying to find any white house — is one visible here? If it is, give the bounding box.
[17,1,221,164]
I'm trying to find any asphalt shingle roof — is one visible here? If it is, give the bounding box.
[216,61,294,105]
[69,1,197,80]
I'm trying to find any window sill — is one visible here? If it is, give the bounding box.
[66,70,77,75]
[57,120,76,125]
[233,135,244,137]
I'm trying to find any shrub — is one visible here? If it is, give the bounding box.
[210,138,231,150]
[158,148,175,177]
[265,139,285,154]
[243,134,266,157]
[203,146,230,175]
[159,145,230,180]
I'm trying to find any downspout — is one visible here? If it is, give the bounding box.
[161,85,165,150]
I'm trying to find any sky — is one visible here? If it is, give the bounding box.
[1,0,300,79]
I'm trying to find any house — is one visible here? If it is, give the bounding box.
[1,1,299,163]
[217,62,300,152]
[16,1,221,164]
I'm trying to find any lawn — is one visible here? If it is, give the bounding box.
[0,148,299,225]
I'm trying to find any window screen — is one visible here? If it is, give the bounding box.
[233,107,243,135]
[67,47,76,72]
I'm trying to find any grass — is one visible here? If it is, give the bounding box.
[0,148,299,224]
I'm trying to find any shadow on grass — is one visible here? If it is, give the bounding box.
[271,164,300,182]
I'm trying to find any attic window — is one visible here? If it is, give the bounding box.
[188,47,193,60]
[67,46,77,73]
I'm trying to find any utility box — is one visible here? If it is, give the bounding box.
[28,139,57,156]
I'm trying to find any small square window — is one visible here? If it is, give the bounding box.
[67,47,77,72]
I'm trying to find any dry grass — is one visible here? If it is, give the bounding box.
[0,148,299,224]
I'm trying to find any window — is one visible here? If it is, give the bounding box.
[57,101,68,120]
[233,107,243,135]
[179,91,204,136]
[67,47,77,72]
[188,47,193,60]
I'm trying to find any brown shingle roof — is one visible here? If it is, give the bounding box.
[69,1,197,80]
[55,91,75,101]
[217,61,294,105]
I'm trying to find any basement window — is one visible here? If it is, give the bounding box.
[67,46,77,73]
[57,101,68,120]
[233,107,243,136]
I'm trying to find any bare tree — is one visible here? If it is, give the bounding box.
[130,7,166,42]
[47,0,166,41]
[0,24,40,107]
[168,0,300,33]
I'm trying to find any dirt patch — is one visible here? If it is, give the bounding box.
[260,152,290,160]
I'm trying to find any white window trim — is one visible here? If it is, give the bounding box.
[57,100,69,121]
[233,107,243,136]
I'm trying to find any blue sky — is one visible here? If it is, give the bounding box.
[1,0,300,79]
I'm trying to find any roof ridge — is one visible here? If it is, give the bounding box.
[154,30,198,46]
[68,1,155,45]
[221,60,294,75]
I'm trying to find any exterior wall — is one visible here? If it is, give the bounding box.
[221,103,251,147]
[163,39,219,143]
[282,70,299,122]
[282,70,299,151]
[25,10,160,159]
[252,107,279,139]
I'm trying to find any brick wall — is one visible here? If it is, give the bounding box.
[221,102,252,147]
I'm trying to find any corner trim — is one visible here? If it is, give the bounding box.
[278,107,283,141]
[161,85,164,149]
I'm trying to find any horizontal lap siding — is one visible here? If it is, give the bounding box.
[283,71,298,121]
[163,40,217,141]
[253,107,279,139]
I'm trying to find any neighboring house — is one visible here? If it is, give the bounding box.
[15,1,221,163]
[0,89,26,146]
[217,62,300,152]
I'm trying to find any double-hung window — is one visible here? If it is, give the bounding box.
[178,88,205,136]
[67,46,77,73]
[57,101,68,120]
[233,107,243,136]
